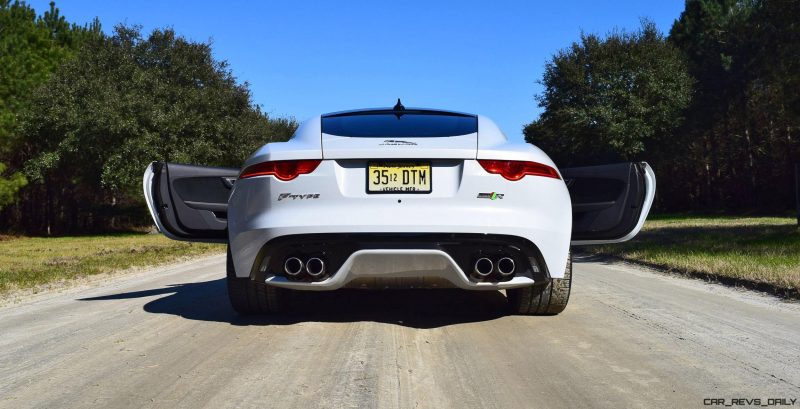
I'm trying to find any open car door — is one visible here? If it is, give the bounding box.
[143,162,239,243]
[562,162,656,245]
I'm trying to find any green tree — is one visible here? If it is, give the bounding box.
[668,0,799,210]
[0,162,26,207]
[524,21,693,167]
[0,0,99,208]
[525,0,798,212]
[668,0,757,208]
[17,25,296,233]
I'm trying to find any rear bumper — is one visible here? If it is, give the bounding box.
[227,159,573,282]
[248,233,550,291]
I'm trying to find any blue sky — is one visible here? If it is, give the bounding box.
[30,0,684,142]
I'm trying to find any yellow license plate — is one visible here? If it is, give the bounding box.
[367,162,431,193]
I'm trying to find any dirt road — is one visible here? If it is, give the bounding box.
[1,254,798,408]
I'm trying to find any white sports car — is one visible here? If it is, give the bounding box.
[143,102,655,315]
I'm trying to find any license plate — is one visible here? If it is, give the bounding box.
[367,161,431,193]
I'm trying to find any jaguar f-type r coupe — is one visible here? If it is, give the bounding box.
[143,102,655,315]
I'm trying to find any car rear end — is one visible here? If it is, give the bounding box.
[226,108,572,291]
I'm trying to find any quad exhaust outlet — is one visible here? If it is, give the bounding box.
[474,257,494,277]
[286,253,513,282]
[284,256,327,279]
[306,257,326,277]
[496,257,515,276]
[284,257,304,276]
[472,255,516,280]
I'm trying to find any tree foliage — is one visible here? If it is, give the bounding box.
[665,0,800,210]
[527,0,800,212]
[0,0,99,208]
[9,25,296,233]
[0,162,26,207]
[524,21,693,166]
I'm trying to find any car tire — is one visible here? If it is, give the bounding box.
[226,246,288,315]
[507,254,571,316]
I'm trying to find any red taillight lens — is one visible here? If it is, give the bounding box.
[239,160,321,181]
[477,160,560,181]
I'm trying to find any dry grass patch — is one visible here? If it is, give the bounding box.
[0,233,223,294]
[588,215,800,292]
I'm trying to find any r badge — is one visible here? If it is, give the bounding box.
[477,192,503,200]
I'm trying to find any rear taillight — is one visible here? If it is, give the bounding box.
[477,160,560,181]
[239,160,321,181]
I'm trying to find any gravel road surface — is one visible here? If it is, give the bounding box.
[1,254,798,408]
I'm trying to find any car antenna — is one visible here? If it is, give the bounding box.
[393,98,405,118]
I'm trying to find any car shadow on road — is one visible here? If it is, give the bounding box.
[79,278,512,329]
[572,252,608,263]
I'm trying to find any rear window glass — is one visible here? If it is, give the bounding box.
[322,111,477,138]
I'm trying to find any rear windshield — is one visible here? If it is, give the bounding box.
[322,111,477,138]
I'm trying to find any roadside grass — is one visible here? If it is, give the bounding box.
[587,215,800,293]
[0,233,223,295]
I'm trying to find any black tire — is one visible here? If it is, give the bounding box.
[226,247,288,315]
[507,254,572,315]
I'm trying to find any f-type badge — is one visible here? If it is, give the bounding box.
[477,192,503,200]
[278,193,320,201]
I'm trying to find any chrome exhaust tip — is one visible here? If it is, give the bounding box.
[473,257,493,277]
[284,257,304,276]
[306,257,326,277]
[496,257,516,276]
